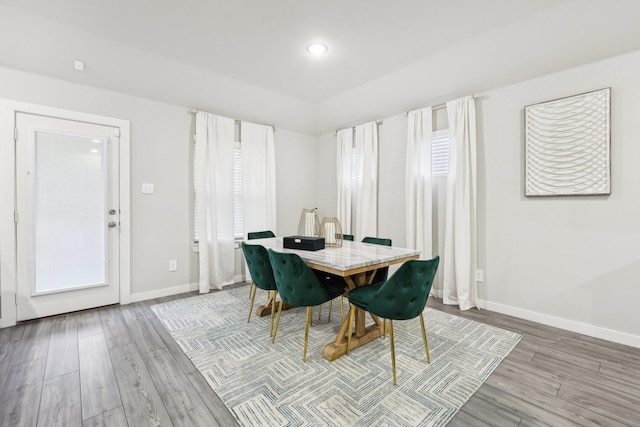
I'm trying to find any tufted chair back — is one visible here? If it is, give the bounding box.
[247,230,276,240]
[361,236,393,284]
[241,243,277,292]
[366,257,440,320]
[267,249,332,308]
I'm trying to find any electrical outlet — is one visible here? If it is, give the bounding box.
[169,259,177,271]
[475,269,484,282]
[142,183,155,194]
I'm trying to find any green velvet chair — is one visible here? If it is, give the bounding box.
[246,230,276,298]
[361,236,392,285]
[267,249,346,361]
[346,256,440,384]
[342,234,354,241]
[241,242,278,337]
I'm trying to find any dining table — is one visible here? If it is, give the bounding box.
[244,236,420,361]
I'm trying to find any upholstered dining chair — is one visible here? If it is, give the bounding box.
[346,256,440,384]
[241,242,278,337]
[361,236,392,286]
[342,234,354,241]
[246,230,276,298]
[267,249,346,361]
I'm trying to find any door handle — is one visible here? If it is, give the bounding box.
[108,221,118,228]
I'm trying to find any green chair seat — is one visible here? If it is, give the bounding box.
[268,249,346,361]
[347,256,440,384]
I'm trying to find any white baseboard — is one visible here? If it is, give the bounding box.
[129,277,248,304]
[477,299,640,349]
[129,283,200,303]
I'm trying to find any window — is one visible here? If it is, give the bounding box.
[431,129,450,176]
[193,140,244,243]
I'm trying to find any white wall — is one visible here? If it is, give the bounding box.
[315,50,640,347]
[0,66,317,307]
[481,51,640,344]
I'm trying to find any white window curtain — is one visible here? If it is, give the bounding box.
[195,112,236,293]
[241,122,276,237]
[354,121,378,239]
[405,107,434,261]
[336,128,353,234]
[442,96,477,310]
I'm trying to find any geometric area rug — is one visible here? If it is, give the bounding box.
[152,286,521,427]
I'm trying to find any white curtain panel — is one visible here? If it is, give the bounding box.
[336,128,353,234]
[354,122,378,239]
[442,96,477,310]
[241,122,277,237]
[196,112,236,293]
[405,107,434,260]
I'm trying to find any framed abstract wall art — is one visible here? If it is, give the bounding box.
[525,88,611,196]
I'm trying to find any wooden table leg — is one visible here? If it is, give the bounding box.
[255,292,293,317]
[322,271,383,361]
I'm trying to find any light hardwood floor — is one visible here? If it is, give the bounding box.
[1,284,639,426]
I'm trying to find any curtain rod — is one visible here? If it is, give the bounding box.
[335,119,383,136]
[189,109,276,131]
[406,93,479,115]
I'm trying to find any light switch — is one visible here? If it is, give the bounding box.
[142,183,155,194]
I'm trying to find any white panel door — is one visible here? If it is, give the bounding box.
[16,113,120,321]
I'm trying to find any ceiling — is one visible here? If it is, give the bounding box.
[1,0,640,134]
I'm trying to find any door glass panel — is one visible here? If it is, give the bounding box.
[34,131,107,294]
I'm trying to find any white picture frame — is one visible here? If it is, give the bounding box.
[525,88,611,196]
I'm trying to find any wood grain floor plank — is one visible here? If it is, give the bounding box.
[0,322,25,345]
[82,406,128,427]
[557,382,640,425]
[142,347,220,427]
[45,314,79,379]
[492,361,561,396]
[186,370,238,427]
[119,303,165,354]
[484,373,631,427]
[99,306,133,349]
[78,333,122,420]
[13,318,52,363]
[474,383,586,427]
[149,317,196,374]
[454,393,521,426]
[109,342,173,426]
[38,371,82,427]
[76,310,104,339]
[0,357,46,427]
[446,408,496,427]
[0,340,20,394]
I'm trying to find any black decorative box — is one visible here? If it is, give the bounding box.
[283,235,325,251]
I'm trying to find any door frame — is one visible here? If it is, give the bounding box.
[0,99,131,327]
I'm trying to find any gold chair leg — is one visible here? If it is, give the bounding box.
[247,284,257,323]
[269,291,277,337]
[339,297,344,323]
[419,313,431,364]
[346,306,356,355]
[328,300,333,322]
[248,282,253,298]
[382,319,386,339]
[304,306,312,362]
[272,300,284,344]
[389,319,397,385]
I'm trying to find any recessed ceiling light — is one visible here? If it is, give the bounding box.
[306,43,328,56]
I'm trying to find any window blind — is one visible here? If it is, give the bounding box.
[193,141,243,242]
[431,129,450,176]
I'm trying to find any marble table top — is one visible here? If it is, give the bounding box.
[244,237,420,275]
